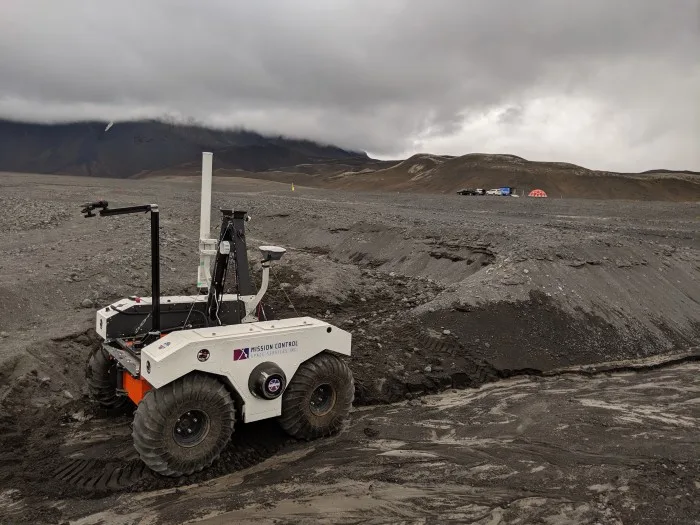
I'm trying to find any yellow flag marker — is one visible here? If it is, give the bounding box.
[292,183,295,191]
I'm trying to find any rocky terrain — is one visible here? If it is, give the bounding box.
[0,172,698,524]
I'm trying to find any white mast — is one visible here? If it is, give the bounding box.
[197,152,217,289]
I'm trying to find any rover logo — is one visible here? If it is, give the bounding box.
[233,348,250,360]
[197,349,210,362]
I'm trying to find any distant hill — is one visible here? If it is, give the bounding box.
[0,119,368,178]
[310,153,700,201]
[151,152,700,202]
[1,119,699,201]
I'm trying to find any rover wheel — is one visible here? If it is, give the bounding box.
[85,346,129,409]
[279,353,354,440]
[132,373,236,477]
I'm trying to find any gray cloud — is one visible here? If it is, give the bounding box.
[1,0,698,170]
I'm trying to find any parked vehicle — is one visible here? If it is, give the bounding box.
[456,188,486,196]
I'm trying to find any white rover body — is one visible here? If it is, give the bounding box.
[83,153,353,477]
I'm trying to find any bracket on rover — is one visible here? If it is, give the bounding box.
[206,208,254,324]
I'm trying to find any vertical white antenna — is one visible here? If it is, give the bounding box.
[200,152,213,239]
[197,152,216,289]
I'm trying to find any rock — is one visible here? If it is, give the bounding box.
[389,272,396,277]
[63,390,74,399]
[442,329,451,336]
[568,260,586,268]
[523,269,530,274]
[71,410,90,422]
[0,331,8,338]
[360,297,367,302]
[501,278,525,286]
[424,365,432,373]
[280,282,292,289]
[363,426,380,438]
[80,298,94,308]
[408,399,422,407]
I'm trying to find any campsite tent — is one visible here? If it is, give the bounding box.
[528,189,548,198]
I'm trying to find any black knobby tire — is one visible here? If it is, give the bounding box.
[132,373,236,477]
[85,346,129,409]
[279,352,354,440]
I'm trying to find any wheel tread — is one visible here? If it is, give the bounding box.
[279,353,354,440]
[132,373,235,477]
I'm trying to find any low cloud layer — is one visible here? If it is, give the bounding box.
[1,0,698,170]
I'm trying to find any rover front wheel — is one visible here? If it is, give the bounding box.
[132,373,236,477]
[279,353,354,440]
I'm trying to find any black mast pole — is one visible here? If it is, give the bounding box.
[150,205,161,333]
[81,200,162,338]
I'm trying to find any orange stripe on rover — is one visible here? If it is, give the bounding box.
[123,372,152,404]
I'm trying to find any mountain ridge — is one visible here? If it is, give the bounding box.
[0,118,368,179]
[1,119,699,201]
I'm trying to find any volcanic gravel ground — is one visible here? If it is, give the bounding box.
[0,172,699,524]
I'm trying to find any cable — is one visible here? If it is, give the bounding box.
[270,264,300,317]
[134,312,151,335]
[183,288,207,328]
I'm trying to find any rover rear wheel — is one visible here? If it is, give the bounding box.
[279,353,354,440]
[132,373,236,477]
[85,346,129,409]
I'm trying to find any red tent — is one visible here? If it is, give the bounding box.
[528,189,548,198]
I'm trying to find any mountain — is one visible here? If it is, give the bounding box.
[0,119,368,178]
[1,119,698,201]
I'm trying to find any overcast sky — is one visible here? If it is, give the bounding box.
[1,0,698,171]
